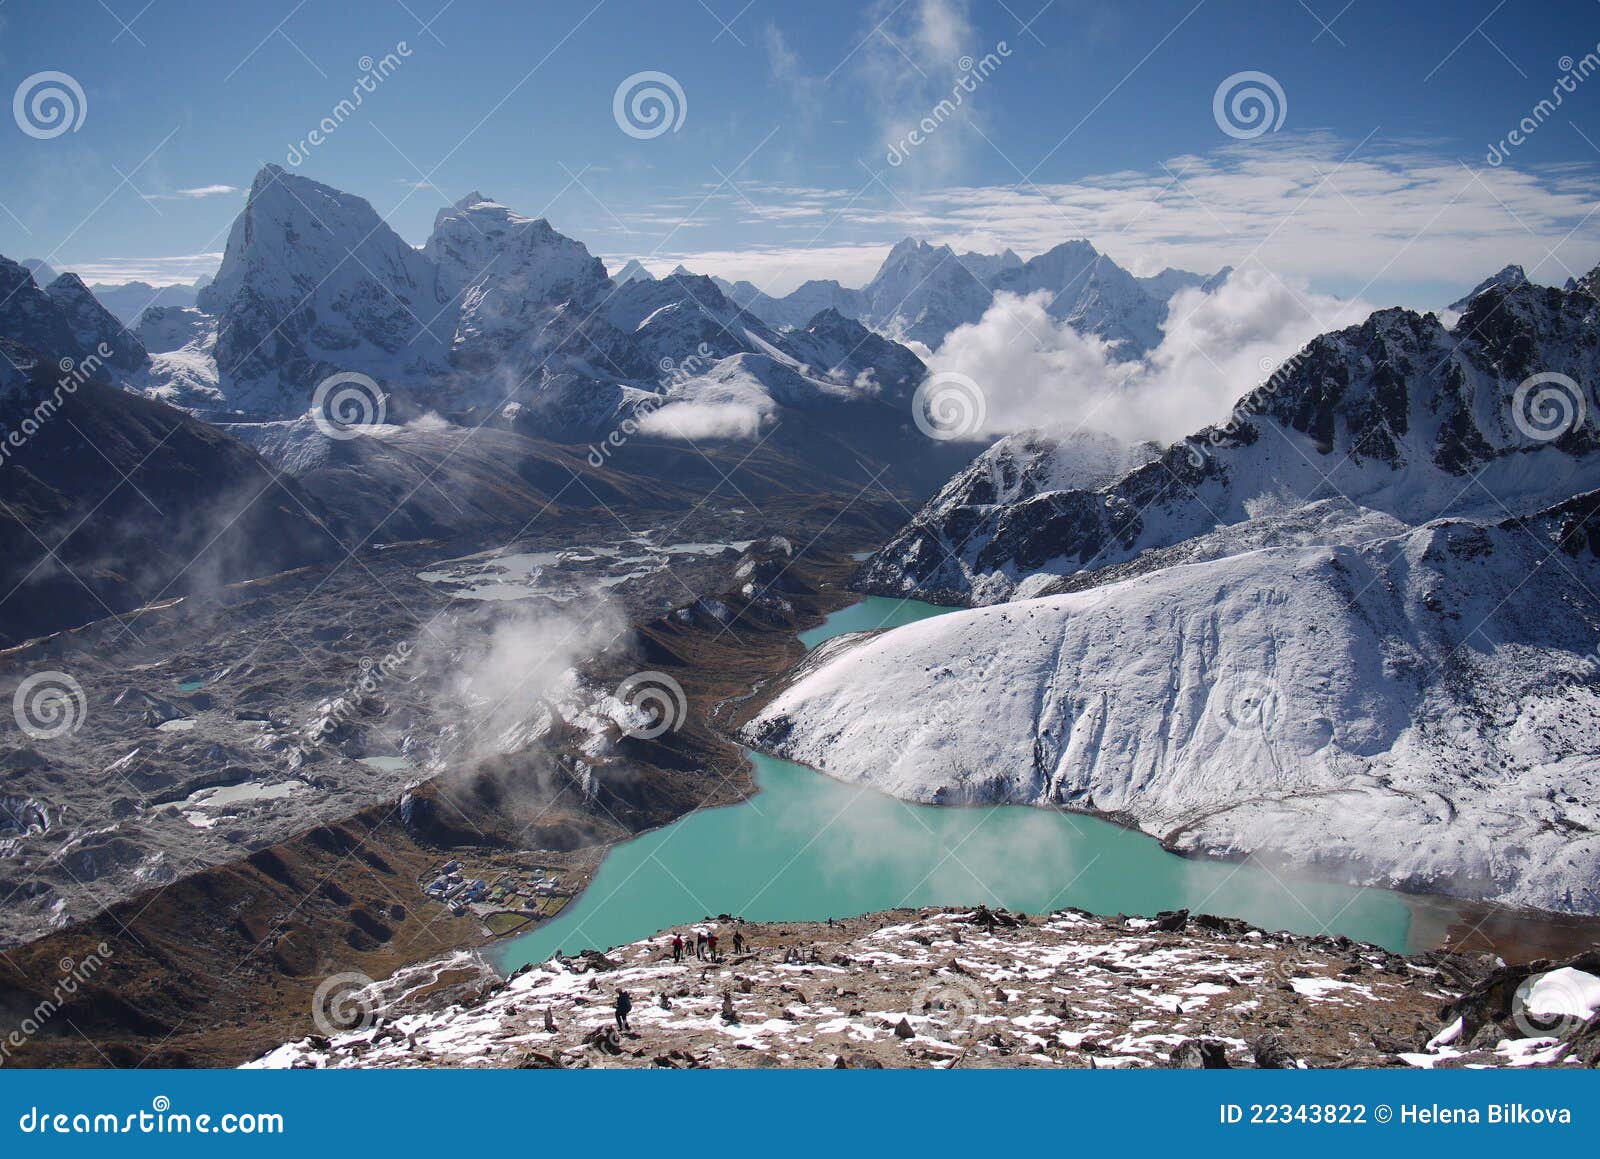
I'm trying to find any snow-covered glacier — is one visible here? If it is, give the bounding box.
[748,496,1600,915]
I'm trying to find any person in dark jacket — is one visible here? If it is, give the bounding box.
[614,990,633,1032]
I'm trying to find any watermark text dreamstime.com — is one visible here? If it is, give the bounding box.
[15,1097,283,1135]
[1181,349,1318,467]
[2,944,113,1066]
[0,343,113,470]
[286,43,413,166]
[1487,44,1600,166]
[586,341,716,467]
[886,42,1012,166]
[307,641,412,747]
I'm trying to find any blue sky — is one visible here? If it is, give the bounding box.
[2,0,1598,306]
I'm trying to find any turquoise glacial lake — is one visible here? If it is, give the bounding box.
[495,597,1429,971]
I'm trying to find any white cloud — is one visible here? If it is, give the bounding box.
[140,184,241,202]
[635,243,893,295]
[636,401,766,440]
[60,252,224,287]
[868,136,1600,296]
[659,135,1600,304]
[926,268,1377,445]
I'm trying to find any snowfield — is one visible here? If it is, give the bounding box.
[749,505,1600,914]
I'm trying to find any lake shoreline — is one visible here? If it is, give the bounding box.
[494,590,1600,972]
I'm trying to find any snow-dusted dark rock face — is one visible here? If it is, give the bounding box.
[424,192,610,370]
[1450,263,1528,312]
[44,273,148,372]
[855,430,1160,603]
[0,257,78,365]
[862,271,1600,606]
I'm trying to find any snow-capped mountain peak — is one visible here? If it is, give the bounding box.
[197,164,451,413]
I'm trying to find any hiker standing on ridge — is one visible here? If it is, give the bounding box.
[614,989,633,1032]
[707,930,720,961]
[732,929,745,955]
[671,932,684,962]
[694,928,708,960]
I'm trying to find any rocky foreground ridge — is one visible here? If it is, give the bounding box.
[251,906,1600,1070]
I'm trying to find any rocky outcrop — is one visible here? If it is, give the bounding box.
[249,906,1576,1070]
[862,266,1600,606]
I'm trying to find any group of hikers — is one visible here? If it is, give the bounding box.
[612,926,748,1031]
[666,925,747,963]
[610,919,845,1033]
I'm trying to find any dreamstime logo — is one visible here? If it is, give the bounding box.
[1487,45,1600,166]
[1511,968,1599,1040]
[910,974,989,1040]
[586,342,714,468]
[1,942,113,1066]
[311,372,387,440]
[1210,672,1285,739]
[13,71,87,139]
[912,371,986,441]
[12,671,87,741]
[1180,350,1317,469]
[1511,372,1587,443]
[1212,71,1286,140]
[612,71,686,139]
[286,43,412,165]
[0,343,113,471]
[613,671,688,739]
[308,641,412,747]
[312,971,378,1037]
[885,42,1012,166]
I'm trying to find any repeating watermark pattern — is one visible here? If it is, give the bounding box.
[312,971,379,1037]
[1209,672,1286,740]
[1181,350,1315,468]
[12,71,87,139]
[12,671,87,741]
[1,943,113,1066]
[612,70,687,139]
[307,641,412,746]
[311,371,388,439]
[909,974,989,1040]
[1213,71,1287,140]
[0,343,113,470]
[612,671,688,739]
[1486,45,1600,166]
[885,42,1012,167]
[586,342,715,467]
[912,370,986,441]
[286,43,413,165]
[1511,968,1599,1040]
[1511,371,1587,443]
